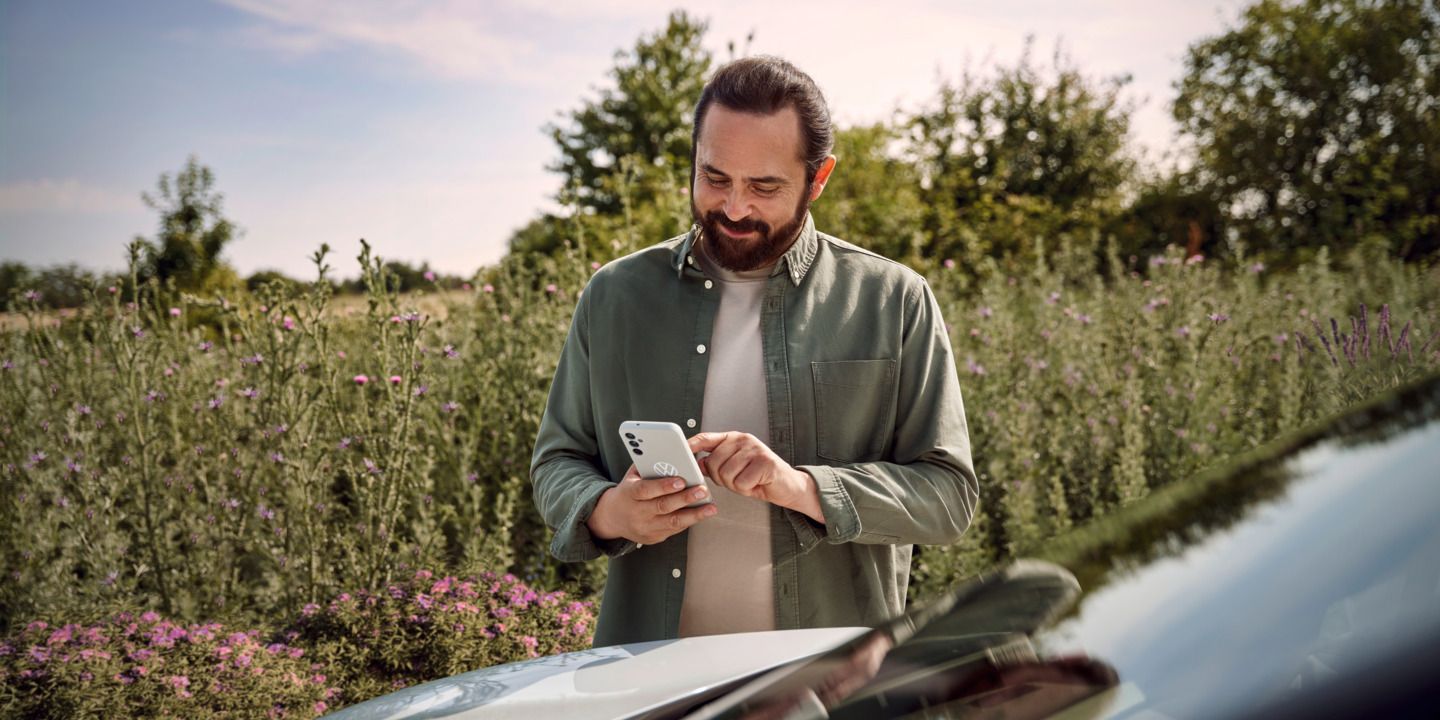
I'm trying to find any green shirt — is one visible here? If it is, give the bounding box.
[530,215,978,647]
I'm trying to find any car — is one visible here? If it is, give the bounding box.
[327,372,1440,719]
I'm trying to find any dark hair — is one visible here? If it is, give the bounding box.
[691,55,834,186]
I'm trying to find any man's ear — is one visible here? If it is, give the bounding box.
[808,155,838,202]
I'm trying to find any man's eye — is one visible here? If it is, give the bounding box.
[753,186,779,196]
[704,176,729,187]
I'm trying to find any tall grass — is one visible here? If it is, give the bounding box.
[2,237,1436,633]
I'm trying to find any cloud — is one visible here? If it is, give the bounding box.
[0,180,139,215]
[216,0,543,82]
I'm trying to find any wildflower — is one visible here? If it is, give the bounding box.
[545,283,559,294]
[1176,326,1191,338]
[1,359,11,370]
[353,374,369,385]
[389,375,402,385]
[338,437,353,450]
[1185,254,1205,266]
[169,307,181,318]
[29,450,46,465]
[269,452,285,464]
[23,289,41,302]
[483,283,495,293]
[1045,291,1061,305]
[240,387,259,399]
[942,259,956,270]
[1079,314,1093,325]
[442,401,460,413]
[424,270,436,282]
[240,353,264,366]
[412,384,428,397]
[224,498,241,511]
[1251,262,1266,273]
[131,326,145,339]
[1207,313,1230,324]
[208,396,224,410]
[1149,256,1167,267]
[443,344,459,359]
[281,315,295,330]
[966,358,986,376]
[108,286,118,294]
[76,404,92,415]
[978,306,993,319]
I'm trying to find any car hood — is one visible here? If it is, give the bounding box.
[323,626,867,720]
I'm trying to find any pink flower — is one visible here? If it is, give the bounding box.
[107,286,118,294]
[942,259,956,269]
[482,284,494,294]
[353,374,369,386]
[462,282,472,291]
[169,307,181,318]
[423,271,436,282]
[389,375,402,385]
[545,283,559,294]
[281,315,295,330]
[590,262,602,271]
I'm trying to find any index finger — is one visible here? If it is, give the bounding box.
[688,431,736,453]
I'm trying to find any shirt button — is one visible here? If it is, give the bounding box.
[672,568,682,579]
[704,280,714,289]
[687,256,695,266]
[686,418,696,428]
[696,344,707,354]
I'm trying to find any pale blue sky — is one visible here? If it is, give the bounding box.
[1,0,1247,279]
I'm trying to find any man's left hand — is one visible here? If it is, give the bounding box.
[687,431,825,525]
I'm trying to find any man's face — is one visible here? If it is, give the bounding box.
[691,104,813,272]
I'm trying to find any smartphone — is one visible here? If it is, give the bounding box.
[618,420,712,507]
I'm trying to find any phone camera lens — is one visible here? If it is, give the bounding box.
[633,449,643,455]
[624,433,635,439]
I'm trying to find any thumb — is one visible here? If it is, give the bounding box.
[687,431,727,452]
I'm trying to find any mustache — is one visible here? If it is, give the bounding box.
[705,211,769,236]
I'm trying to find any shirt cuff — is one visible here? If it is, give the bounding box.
[549,482,638,561]
[797,464,861,544]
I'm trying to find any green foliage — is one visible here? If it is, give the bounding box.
[544,10,711,220]
[136,155,243,295]
[910,243,1439,599]
[1175,0,1440,261]
[286,570,594,706]
[0,613,332,718]
[906,41,1135,271]
[1,263,110,311]
[809,124,927,264]
[0,570,595,716]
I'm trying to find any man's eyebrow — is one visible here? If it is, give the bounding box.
[700,164,790,186]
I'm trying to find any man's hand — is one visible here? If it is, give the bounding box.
[587,464,716,545]
[688,432,825,524]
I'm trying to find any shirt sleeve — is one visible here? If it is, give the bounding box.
[796,278,979,548]
[530,287,638,562]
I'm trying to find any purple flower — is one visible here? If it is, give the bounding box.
[338,437,353,450]
[258,504,275,521]
[131,326,145,339]
[1176,326,1192,338]
[23,289,41,302]
[240,387,259,399]
[412,384,428,397]
[443,344,459,359]
[423,271,436,282]
[240,353,264,366]
[76,404,92,415]
[198,341,213,352]
[28,451,46,465]
[1207,313,1230,324]
[442,401,460,413]
[269,451,285,464]
[1250,262,1266,273]
[208,396,224,410]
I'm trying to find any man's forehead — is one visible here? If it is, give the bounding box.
[696,104,806,179]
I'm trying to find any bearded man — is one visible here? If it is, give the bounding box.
[531,55,977,647]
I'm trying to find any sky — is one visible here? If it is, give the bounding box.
[0,0,1250,280]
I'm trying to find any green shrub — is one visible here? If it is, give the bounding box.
[0,613,332,718]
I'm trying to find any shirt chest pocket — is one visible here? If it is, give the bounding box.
[811,359,898,463]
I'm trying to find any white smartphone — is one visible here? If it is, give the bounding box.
[618,420,712,507]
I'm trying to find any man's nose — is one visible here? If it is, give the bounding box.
[723,189,751,221]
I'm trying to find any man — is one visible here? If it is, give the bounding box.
[531,55,977,647]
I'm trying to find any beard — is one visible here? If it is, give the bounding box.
[692,191,810,273]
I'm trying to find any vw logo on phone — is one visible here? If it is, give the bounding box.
[653,461,679,477]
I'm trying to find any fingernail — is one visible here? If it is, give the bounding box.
[692,488,707,500]
[673,480,684,490]
[704,505,717,516]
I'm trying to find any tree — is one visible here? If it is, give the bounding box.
[809,123,927,264]
[545,10,712,218]
[1175,0,1440,261]
[136,155,242,293]
[907,41,1135,269]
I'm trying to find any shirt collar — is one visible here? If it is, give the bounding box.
[673,213,819,287]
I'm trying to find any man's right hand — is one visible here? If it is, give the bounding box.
[586,464,716,545]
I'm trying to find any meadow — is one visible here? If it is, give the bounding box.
[2,237,1436,716]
